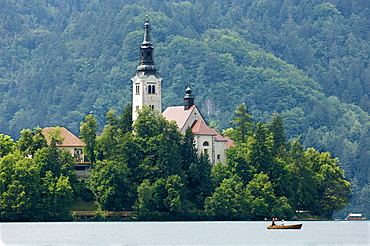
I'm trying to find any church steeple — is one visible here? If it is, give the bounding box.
[184,84,194,110]
[136,15,159,76]
[131,16,163,122]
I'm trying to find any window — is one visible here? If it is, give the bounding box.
[136,84,140,94]
[136,106,139,111]
[74,148,82,162]
[203,141,209,146]
[217,155,220,160]
[148,85,156,94]
[149,105,154,110]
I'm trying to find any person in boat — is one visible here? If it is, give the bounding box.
[280,219,286,226]
[271,219,276,226]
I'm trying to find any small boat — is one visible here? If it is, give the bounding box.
[344,213,366,221]
[267,223,303,229]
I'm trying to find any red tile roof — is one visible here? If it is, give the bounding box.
[224,136,235,149]
[191,120,216,136]
[42,127,86,147]
[211,128,228,142]
[162,105,196,130]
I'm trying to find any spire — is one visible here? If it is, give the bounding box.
[184,83,194,110]
[143,15,150,44]
[136,15,159,76]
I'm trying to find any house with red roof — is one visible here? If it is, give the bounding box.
[42,127,91,177]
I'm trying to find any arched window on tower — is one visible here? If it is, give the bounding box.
[203,141,209,146]
[148,85,156,94]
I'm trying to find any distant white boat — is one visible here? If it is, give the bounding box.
[344,213,366,221]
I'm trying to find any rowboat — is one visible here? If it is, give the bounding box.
[267,223,303,229]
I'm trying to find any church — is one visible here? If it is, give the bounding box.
[131,17,233,165]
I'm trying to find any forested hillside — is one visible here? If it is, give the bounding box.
[0,0,369,216]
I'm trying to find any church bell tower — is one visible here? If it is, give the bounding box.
[131,16,163,121]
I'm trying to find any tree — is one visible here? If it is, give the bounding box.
[246,172,291,220]
[181,127,198,172]
[247,122,274,175]
[87,160,131,211]
[96,110,120,160]
[134,106,184,180]
[0,134,15,158]
[17,129,34,156]
[0,155,41,221]
[40,171,73,221]
[33,137,76,179]
[136,179,155,213]
[268,112,287,158]
[80,113,97,165]
[226,144,256,183]
[306,149,351,218]
[229,103,254,144]
[186,152,213,209]
[287,138,317,211]
[205,175,252,220]
[164,175,186,214]
[134,106,167,139]
[117,102,133,135]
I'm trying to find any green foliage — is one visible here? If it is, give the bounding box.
[205,175,252,220]
[0,144,75,221]
[0,134,15,158]
[87,160,130,211]
[0,0,365,219]
[80,114,97,165]
[229,103,254,144]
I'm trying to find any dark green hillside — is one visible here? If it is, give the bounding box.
[0,0,369,217]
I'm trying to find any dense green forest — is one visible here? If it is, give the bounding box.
[0,0,369,217]
[0,104,350,221]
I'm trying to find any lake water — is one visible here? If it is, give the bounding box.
[0,221,369,245]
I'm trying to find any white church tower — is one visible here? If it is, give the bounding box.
[131,16,163,121]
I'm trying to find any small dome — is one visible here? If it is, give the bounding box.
[185,86,192,95]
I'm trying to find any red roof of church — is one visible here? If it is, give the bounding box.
[162,105,196,130]
[211,129,228,142]
[224,136,235,149]
[42,127,85,147]
[191,120,216,135]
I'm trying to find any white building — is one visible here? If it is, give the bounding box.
[132,18,233,165]
[131,16,162,122]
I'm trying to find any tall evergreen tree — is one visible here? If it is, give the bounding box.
[247,122,274,174]
[230,103,254,144]
[268,112,287,158]
[80,113,98,166]
[118,102,133,135]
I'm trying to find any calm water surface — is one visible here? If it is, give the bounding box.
[1,221,369,246]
